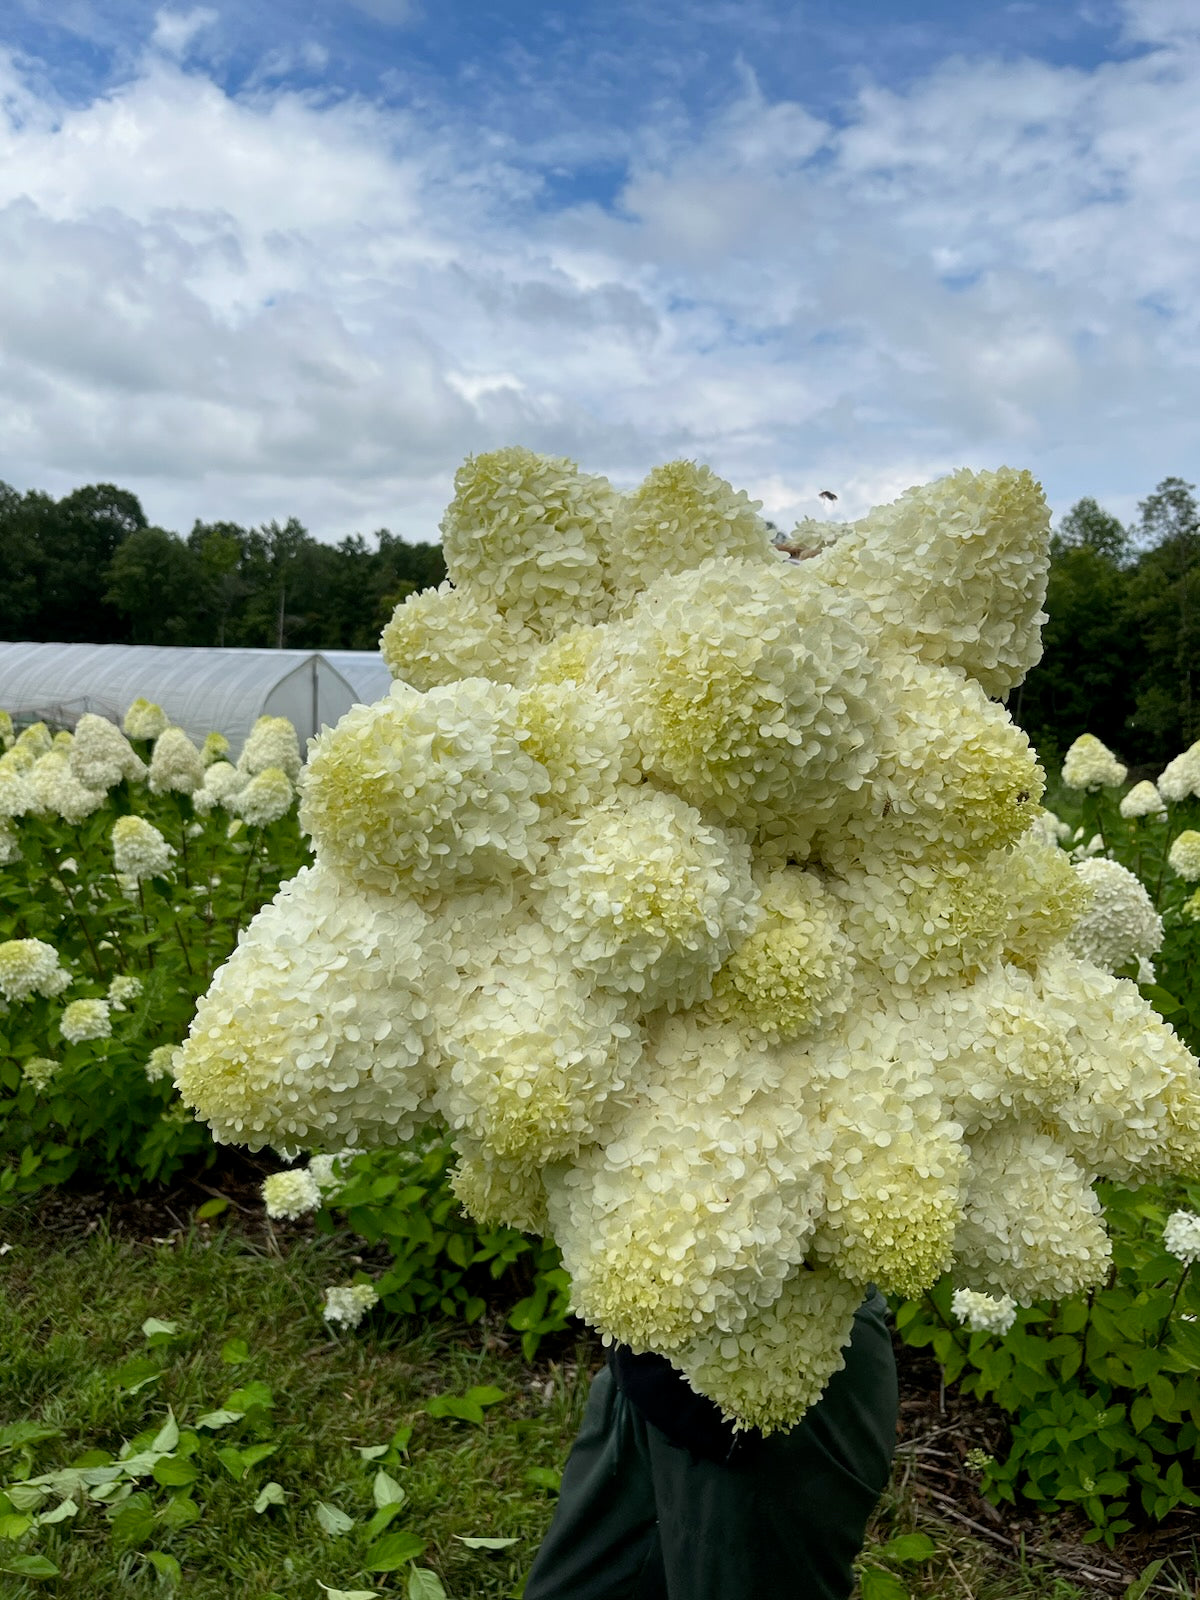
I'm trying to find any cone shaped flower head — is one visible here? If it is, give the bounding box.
[178,449,1200,1435]
[1061,734,1127,791]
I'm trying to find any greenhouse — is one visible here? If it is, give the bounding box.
[319,649,392,706]
[0,642,370,757]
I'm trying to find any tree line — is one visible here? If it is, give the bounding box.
[1016,476,1200,772]
[1,472,1196,770]
[0,482,445,654]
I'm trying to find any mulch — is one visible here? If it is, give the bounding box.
[9,1152,1200,1597]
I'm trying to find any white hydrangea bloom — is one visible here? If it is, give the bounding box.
[238,716,302,783]
[818,654,1041,871]
[145,1045,181,1084]
[951,1288,1018,1335]
[811,466,1050,699]
[22,1056,59,1091]
[703,868,853,1042]
[322,1283,379,1327]
[546,1018,825,1352]
[436,923,641,1164]
[539,787,759,1010]
[307,1150,361,1191]
[194,760,246,815]
[0,758,31,820]
[0,939,71,1002]
[177,865,446,1149]
[179,446,1200,1436]
[27,753,107,824]
[615,556,878,845]
[670,1264,863,1434]
[1169,830,1200,882]
[70,713,146,790]
[107,974,144,1010]
[60,999,112,1044]
[262,1167,322,1219]
[299,681,548,893]
[441,447,617,636]
[123,699,170,741]
[149,727,205,794]
[14,722,52,757]
[381,581,538,689]
[1064,858,1163,979]
[1060,733,1128,790]
[1120,780,1167,819]
[1157,741,1200,803]
[235,767,294,827]
[954,1126,1111,1301]
[1163,1210,1200,1265]
[0,710,12,748]
[111,816,175,882]
[606,459,775,611]
[1035,950,1200,1185]
[0,821,19,866]
[202,731,231,766]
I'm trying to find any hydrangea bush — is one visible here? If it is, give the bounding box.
[179,447,1200,1435]
[0,710,309,1189]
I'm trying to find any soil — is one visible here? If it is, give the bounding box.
[10,1149,1200,1597]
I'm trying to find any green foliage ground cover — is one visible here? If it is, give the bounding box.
[1,1206,1182,1600]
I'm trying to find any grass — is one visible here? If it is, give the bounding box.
[0,1202,1192,1600]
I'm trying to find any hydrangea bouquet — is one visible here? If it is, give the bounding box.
[178,449,1200,1432]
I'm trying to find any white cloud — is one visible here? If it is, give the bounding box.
[150,6,218,60]
[0,4,1196,546]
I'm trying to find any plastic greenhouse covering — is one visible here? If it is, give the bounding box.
[0,643,365,759]
[319,651,392,707]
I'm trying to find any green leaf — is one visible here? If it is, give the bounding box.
[239,1443,277,1472]
[224,1381,273,1411]
[254,1481,286,1514]
[372,1470,406,1510]
[0,1512,33,1539]
[158,1496,201,1530]
[858,1566,910,1600]
[151,1411,180,1453]
[110,1496,156,1553]
[875,1532,936,1563]
[408,1569,447,1600]
[38,1497,78,1525]
[357,1445,389,1461]
[316,1585,379,1600]
[364,1530,427,1570]
[1140,984,1180,1014]
[524,1467,561,1492]
[145,1551,182,1584]
[152,1459,199,1488]
[220,1337,250,1365]
[215,1447,247,1481]
[113,1357,161,1394]
[195,1196,229,1219]
[0,1423,61,1453]
[0,1554,61,1577]
[141,1318,181,1341]
[362,1504,405,1541]
[455,1535,519,1549]
[316,1501,356,1537]
[195,1409,244,1429]
[465,1385,506,1408]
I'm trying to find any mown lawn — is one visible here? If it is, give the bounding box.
[0,1195,1193,1600]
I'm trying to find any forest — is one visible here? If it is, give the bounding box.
[1,471,1197,770]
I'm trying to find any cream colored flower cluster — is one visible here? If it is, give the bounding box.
[178,448,1200,1434]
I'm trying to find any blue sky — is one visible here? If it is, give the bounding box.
[0,0,1196,541]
